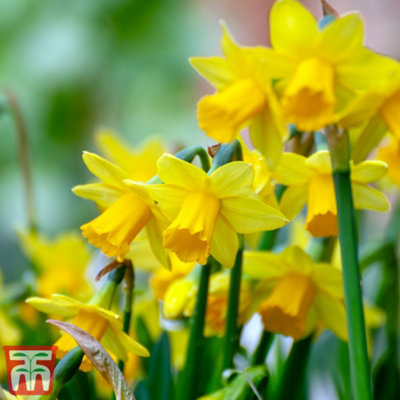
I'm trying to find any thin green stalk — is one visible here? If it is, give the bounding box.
[222,238,243,371]
[251,331,273,366]
[274,336,313,400]
[177,260,212,400]
[326,125,372,400]
[118,260,135,372]
[5,90,37,232]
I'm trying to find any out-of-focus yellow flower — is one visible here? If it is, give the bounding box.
[148,154,287,268]
[191,23,286,168]
[273,151,389,237]
[241,141,277,207]
[163,271,252,336]
[95,128,166,182]
[150,253,195,300]
[377,136,400,188]
[337,66,400,162]
[73,152,169,265]
[26,294,149,372]
[18,231,93,300]
[265,0,395,132]
[244,246,347,340]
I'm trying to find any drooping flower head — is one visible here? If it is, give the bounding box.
[148,154,288,268]
[73,151,169,265]
[266,0,395,132]
[26,294,149,372]
[273,151,389,237]
[191,23,287,168]
[244,246,347,340]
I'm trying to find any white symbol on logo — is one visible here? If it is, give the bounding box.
[9,350,52,392]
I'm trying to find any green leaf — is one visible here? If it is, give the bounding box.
[15,368,29,373]
[32,353,50,358]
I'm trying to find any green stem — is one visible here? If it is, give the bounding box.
[251,331,273,366]
[222,238,243,371]
[118,261,135,372]
[5,90,37,233]
[177,260,212,400]
[175,145,210,172]
[274,336,313,400]
[327,126,372,400]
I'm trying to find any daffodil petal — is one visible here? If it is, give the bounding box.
[102,326,128,361]
[337,49,399,91]
[243,251,287,279]
[211,215,238,269]
[270,0,318,58]
[157,154,207,189]
[146,184,188,219]
[82,151,128,188]
[352,183,390,212]
[272,153,312,185]
[258,48,295,79]
[279,185,308,220]
[190,56,237,90]
[351,160,388,183]
[249,107,285,170]
[306,151,331,174]
[111,324,150,357]
[221,196,288,233]
[319,14,363,63]
[281,246,314,272]
[209,162,253,198]
[311,264,344,300]
[352,116,388,163]
[25,297,78,318]
[145,217,171,269]
[314,292,348,341]
[72,183,122,208]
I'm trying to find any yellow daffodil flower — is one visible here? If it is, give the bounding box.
[265,0,395,132]
[150,253,195,300]
[18,231,93,300]
[273,151,389,237]
[244,246,347,340]
[337,65,400,162]
[95,128,166,182]
[377,136,400,188]
[191,23,287,168]
[163,271,252,336]
[26,294,149,372]
[148,154,287,268]
[241,141,277,207]
[73,152,169,265]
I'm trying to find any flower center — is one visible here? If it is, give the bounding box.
[81,192,152,262]
[381,89,400,139]
[259,272,316,340]
[282,57,335,131]
[163,190,221,264]
[198,79,267,143]
[305,173,338,237]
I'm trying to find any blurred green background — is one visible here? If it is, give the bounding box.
[0,0,221,281]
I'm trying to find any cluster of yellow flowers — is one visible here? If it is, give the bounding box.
[11,0,400,397]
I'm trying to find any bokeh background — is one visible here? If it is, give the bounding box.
[1,0,399,279]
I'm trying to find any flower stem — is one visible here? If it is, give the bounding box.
[177,259,212,400]
[222,237,243,371]
[326,125,372,400]
[5,90,37,233]
[118,260,135,372]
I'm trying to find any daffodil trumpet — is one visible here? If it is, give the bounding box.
[326,125,372,400]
